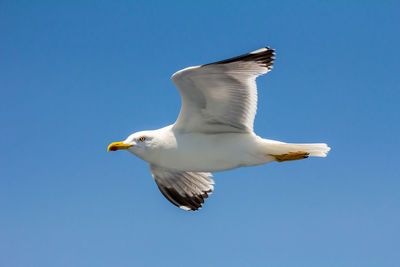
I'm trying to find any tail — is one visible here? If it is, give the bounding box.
[264,141,331,162]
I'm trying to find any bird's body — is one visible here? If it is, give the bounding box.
[108,46,331,211]
[129,125,271,172]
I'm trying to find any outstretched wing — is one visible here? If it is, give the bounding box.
[150,164,215,211]
[172,47,275,134]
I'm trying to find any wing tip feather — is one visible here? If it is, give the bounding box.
[151,166,215,211]
[202,46,276,70]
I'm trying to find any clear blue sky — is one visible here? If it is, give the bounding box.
[1,1,399,266]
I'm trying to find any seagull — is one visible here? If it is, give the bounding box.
[108,46,330,211]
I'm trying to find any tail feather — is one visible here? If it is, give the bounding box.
[265,142,331,159]
[286,143,331,157]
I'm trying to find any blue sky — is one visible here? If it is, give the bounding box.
[1,1,399,266]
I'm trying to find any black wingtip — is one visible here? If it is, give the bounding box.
[202,46,276,70]
[157,184,212,211]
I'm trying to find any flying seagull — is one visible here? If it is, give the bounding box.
[108,46,330,211]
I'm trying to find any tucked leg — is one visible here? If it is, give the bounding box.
[269,151,310,162]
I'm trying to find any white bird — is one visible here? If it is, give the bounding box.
[108,46,330,211]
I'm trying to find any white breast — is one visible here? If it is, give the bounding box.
[153,128,268,172]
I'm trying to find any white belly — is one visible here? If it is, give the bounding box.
[154,132,269,172]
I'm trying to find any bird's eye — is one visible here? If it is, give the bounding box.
[139,136,146,142]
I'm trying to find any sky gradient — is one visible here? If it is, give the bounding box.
[1,1,399,266]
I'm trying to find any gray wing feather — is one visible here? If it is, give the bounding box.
[150,164,215,211]
[172,47,275,134]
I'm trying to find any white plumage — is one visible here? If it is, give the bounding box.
[108,46,330,211]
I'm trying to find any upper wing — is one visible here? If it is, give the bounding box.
[171,47,275,134]
[150,164,214,211]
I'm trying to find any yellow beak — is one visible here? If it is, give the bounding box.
[107,141,132,152]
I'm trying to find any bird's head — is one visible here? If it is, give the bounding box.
[107,130,158,159]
